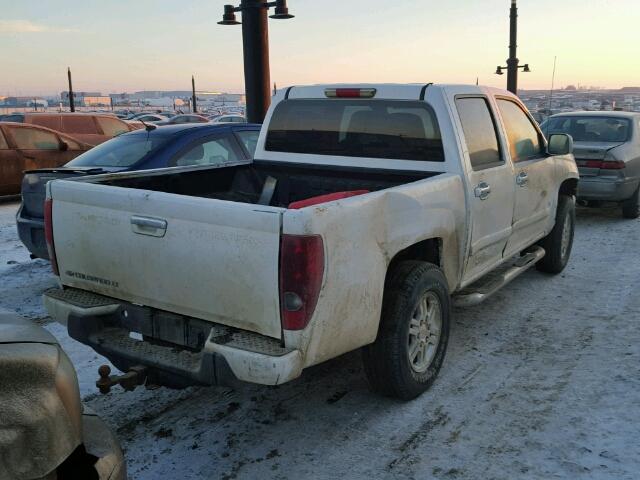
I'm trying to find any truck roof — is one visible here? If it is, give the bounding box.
[281,83,514,101]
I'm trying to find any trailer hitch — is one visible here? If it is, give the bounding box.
[96,364,147,394]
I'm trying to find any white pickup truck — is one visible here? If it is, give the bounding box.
[43,84,578,400]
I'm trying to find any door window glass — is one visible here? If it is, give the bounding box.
[455,97,503,170]
[29,115,61,130]
[235,130,259,156]
[497,99,544,162]
[62,116,99,134]
[174,137,240,166]
[96,117,129,137]
[9,127,60,150]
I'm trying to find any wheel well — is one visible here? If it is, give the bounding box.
[386,238,442,282]
[559,178,578,197]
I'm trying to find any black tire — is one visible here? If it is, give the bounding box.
[362,261,450,400]
[536,194,575,274]
[622,186,640,219]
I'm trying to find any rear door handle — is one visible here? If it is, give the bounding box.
[474,182,491,200]
[516,171,529,187]
[131,215,167,237]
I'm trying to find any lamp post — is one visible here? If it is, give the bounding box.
[67,67,75,112]
[218,0,294,123]
[494,0,530,95]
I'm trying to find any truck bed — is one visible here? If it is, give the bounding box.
[95,161,439,208]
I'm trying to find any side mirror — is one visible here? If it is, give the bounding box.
[59,141,69,152]
[547,133,573,156]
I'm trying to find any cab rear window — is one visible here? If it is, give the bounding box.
[266,99,444,162]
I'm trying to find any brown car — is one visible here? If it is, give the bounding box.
[0,112,136,146]
[0,122,91,196]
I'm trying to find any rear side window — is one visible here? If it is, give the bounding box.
[543,116,631,143]
[497,99,544,162]
[9,126,60,150]
[62,116,99,134]
[266,99,444,162]
[174,137,241,166]
[96,117,129,137]
[29,115,61,131]
[66,135,168,167]
[236,130,259,156]
[455,97,502,170]
[0,130,8,149]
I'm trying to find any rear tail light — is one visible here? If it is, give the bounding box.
[279,235,324,331]
[324,88,376,98]
[600,160,625,170]
[580,160,625,170]
[44,198,59,276]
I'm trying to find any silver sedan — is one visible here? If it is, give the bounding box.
[541,111,640,218]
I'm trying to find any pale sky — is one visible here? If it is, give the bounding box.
[1,0,638,96]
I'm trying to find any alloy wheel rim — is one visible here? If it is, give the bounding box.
[407,291,442,374]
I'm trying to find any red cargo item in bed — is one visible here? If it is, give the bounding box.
[288,190,369,209]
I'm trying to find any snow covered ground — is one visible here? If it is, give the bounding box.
[1,198,639,480]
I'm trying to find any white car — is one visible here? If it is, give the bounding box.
[43,84,577,400]
[210,114,247,124]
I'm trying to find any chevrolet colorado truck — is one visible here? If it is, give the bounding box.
[43,84,578,400]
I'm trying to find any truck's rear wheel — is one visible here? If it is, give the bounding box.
[536,194,575,274]
[621,186,640,219]
[363,261,450,400]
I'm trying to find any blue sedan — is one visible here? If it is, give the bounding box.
[17,123,261,259]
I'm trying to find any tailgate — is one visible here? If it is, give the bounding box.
[50,181,284,339]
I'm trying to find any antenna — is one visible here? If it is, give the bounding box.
[545,56,557,137]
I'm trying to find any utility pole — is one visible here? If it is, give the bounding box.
[192,75,197,113]
[67,67,75,112]
[218,0,294,123]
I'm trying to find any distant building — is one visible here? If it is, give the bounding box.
[0,96,48,108]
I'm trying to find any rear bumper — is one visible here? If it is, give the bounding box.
[16,204,48,259]
[81,410,127,480]
[43,288,303,387]
[577,176,639,202]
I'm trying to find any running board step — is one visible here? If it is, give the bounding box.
[453,246,545,307]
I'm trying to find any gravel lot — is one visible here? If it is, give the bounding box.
[1,198,638,480]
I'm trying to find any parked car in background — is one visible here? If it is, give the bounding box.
[541,111,640,218]
[0,113,135,146]
[43,84,577,400]
[0,310,126,480]
[155,114,209,125]
[0,122,91,196]
[210,114,247,123]
[17,122,261,259]
[125,113,169,125]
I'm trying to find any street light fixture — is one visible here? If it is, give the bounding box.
[495,63,530,76]
[218,4,240,25]
[494,1,530,95]
[218,0,294,123]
